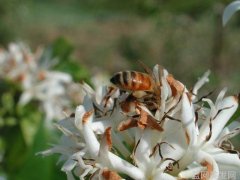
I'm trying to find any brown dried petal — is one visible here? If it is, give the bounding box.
[186,92,192,104]
[117,119,138,131]
[185,131,190,145]
[167,74,184,97]
[82,110,94,124]
[138,109,163,131]
[103,127,112,150]
[102,169,122,180]
[200,160,213,180]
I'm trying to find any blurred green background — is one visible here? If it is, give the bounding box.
[1,0,240,93]
[0,0,240,179]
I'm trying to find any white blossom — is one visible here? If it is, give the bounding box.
[39,65,240,179]
[0,43,84,124]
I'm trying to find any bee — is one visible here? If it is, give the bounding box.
[110,71,154,92]
[110,67,162,113]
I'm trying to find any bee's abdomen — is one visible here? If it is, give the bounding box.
[110,71,152,91]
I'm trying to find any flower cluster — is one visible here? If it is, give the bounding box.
[39,65,240,180]
[0,43,85,123]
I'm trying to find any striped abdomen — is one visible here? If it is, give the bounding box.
[110,71,153,91]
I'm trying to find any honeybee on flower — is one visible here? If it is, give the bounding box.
[39,64,240,180]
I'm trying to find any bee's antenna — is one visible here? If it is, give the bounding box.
[137,60,153,75]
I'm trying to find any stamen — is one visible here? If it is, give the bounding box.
[132,139,141,157]
[93,101,116,118]
[195,111,199,126]
[93,102,104,118]
[205,118,212,141]
[149,142,175,158]
[160,94,183,124]
[226,149,240,159]
[218,127,240,156]
[194,104,204,125]
[164,115,181,122]
[213,105,234,120]
[218,128,240,146]
[194,90,215,104]
[164,158,180,172]
[149,144,161,158]
[109,98,118,116]
[219,140,234,150]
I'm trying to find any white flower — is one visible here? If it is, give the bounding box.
[39,65,240,180]
[0,43,34,82]
[0,42,87,125]
[175,90,240,180]
[19,70,73,122]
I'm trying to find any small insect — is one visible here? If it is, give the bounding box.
[108,63,183,115]
[110,71,154,92]
[110,66,162,113]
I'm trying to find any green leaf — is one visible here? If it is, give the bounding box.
[54,60,90,82]
[3,125,28,174]
[1,93,14,113]
[17,103,43,146]
[51,37,74,61]
[47,37,91,82]
[4,117,17,126]
[13,121,66,180]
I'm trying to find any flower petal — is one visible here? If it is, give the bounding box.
[166,74,184,97]
[181,92,197,146]
[202,96,238,145]
[61,158,77,172]
[104,152,144,179]
[195,150,219,180]
[153,172,177,180]
[97,127,144,179]
[133,129,156,171]
[223,1,240,26]
[179,166,204,179]
[212,152,240,170]
[82,111,100,158]
[192,70,210,99]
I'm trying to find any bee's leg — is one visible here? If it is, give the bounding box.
[93,102,104,118]
[101,86,118,108]
[120,93,139,115]
[100,86,122,117]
